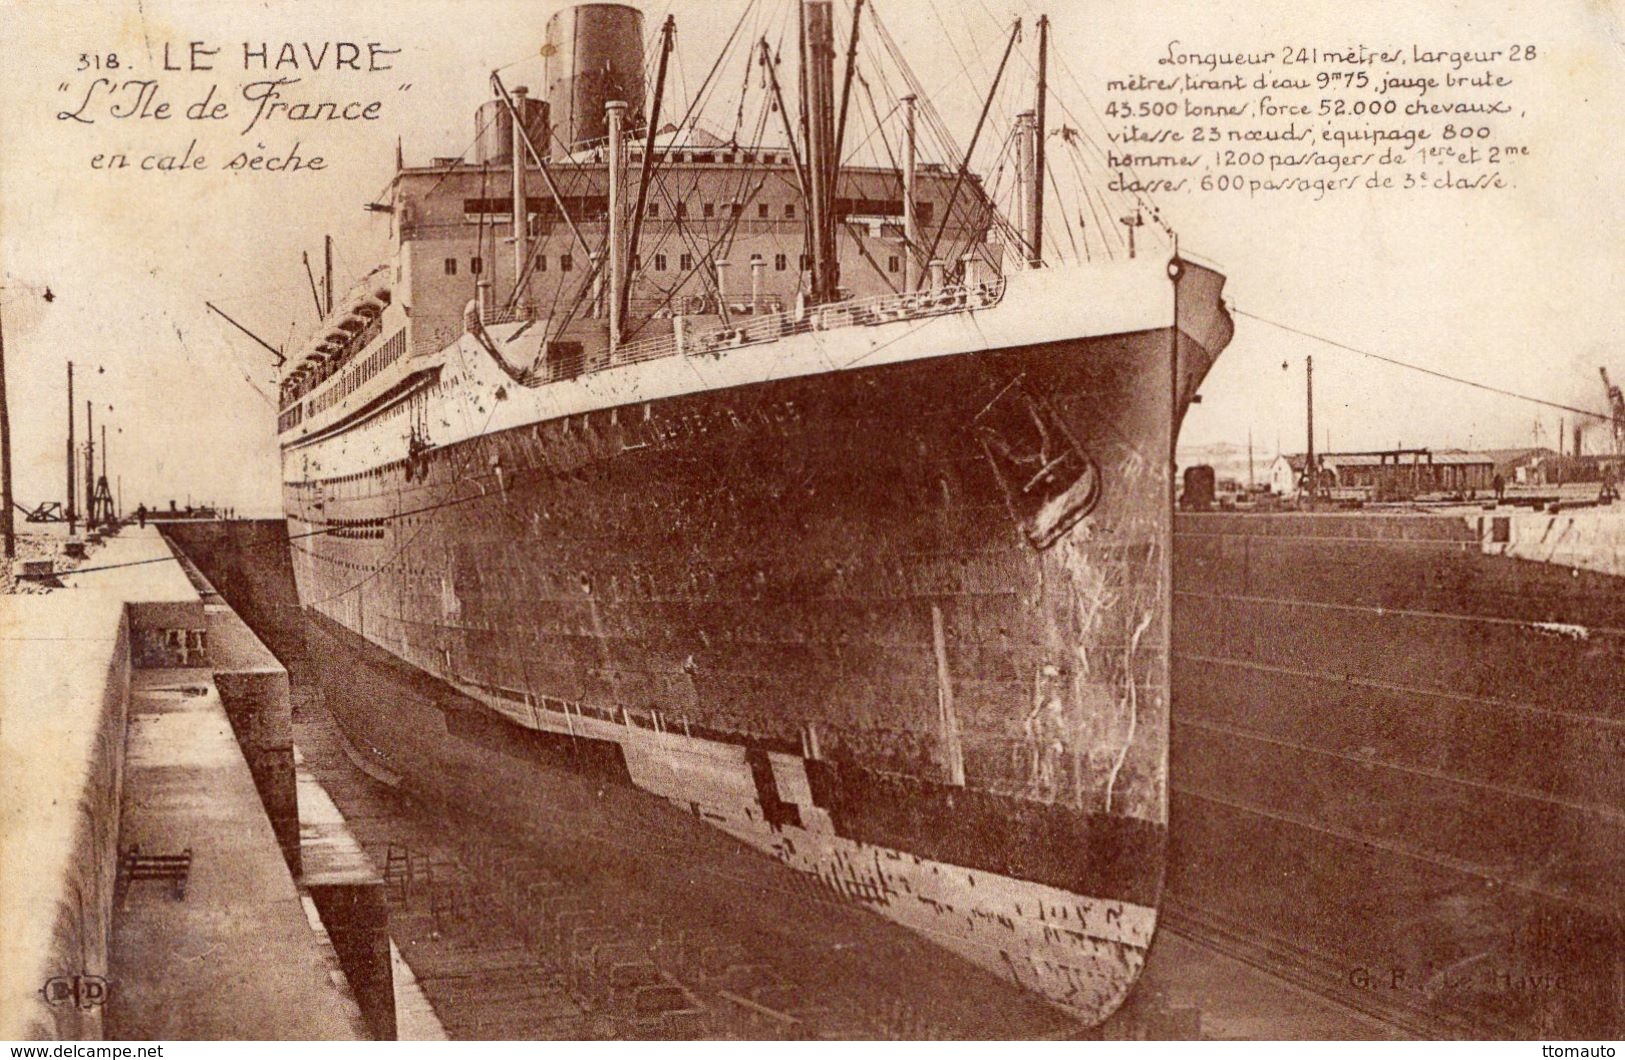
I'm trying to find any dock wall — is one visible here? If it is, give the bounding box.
[2,529,377,1041]
[206,604,300,874]
[159,520,309,681]
[1169,512,1623,1038]
[161,524,396,1038]
[0,604,129,1040]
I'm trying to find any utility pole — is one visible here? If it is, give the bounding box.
[66,361,76,534]
[85,400,95,530]
[324,234,334,320]
[1304,355,1315,506]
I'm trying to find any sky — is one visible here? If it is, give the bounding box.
[2,0,1623,514]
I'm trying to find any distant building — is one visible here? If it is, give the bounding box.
[1269,454,1309,496]
[1268,449,1496,500]
[1473,447,1555,485]
[1526,452,1625,486]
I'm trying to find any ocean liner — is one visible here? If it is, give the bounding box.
[278,0,1233,1022]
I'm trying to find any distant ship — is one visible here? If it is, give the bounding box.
[278,0,1232,1022]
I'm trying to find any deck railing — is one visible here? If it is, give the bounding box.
[607,278,1006,373]
[441,277,1008,391]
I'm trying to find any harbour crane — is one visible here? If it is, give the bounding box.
[1602,367,1625,455]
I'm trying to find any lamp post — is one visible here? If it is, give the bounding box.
[1,280,58,560]
[1,293,13,558]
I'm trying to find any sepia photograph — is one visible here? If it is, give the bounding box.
[0,0,1620,1045]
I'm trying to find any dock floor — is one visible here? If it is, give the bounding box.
[106,666,370,1039]
[294,698,1398,1039]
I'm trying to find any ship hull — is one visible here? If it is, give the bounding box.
[284,266,1229,1021]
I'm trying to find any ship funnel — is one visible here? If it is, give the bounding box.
[544,3,645,155]
[474,95,549,165]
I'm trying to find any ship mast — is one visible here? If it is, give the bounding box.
[488,72,592,314]
[901,93,918,292]
[510,85,531,314]
[923,19,1021,271]
[1030,14,1048,267]
[760,40,812,250]
[832,0,864,168]
[606,99,626,352]
[620,14,675,331]
[801,0,840,305]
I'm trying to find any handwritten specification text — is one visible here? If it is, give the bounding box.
[1101,41,1539,198]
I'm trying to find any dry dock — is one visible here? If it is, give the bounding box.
[5,506,1616,1040]
[0,528,375,1040]
[171,516,1618,1040]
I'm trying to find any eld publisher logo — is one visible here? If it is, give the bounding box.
[39,974,108,1009]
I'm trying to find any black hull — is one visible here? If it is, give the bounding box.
[283,265,1231,1019]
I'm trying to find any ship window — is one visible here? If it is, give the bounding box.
[730,203,743,217]
[775,253,787,271]
[750,252,762,262]
[648,202,660,218]
[887,255,900,273]
[561,254,573,272]
[675,202,688,218]
[784,203,796,219]
[444,257,457,275]
[654,253,667,271]
[757,202,769,219]
[538,255,547,272]
[471,256,483,275]
[679,252,693,271]
[703,203,715,219]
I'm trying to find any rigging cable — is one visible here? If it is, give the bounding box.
[1235,308,1613,421]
